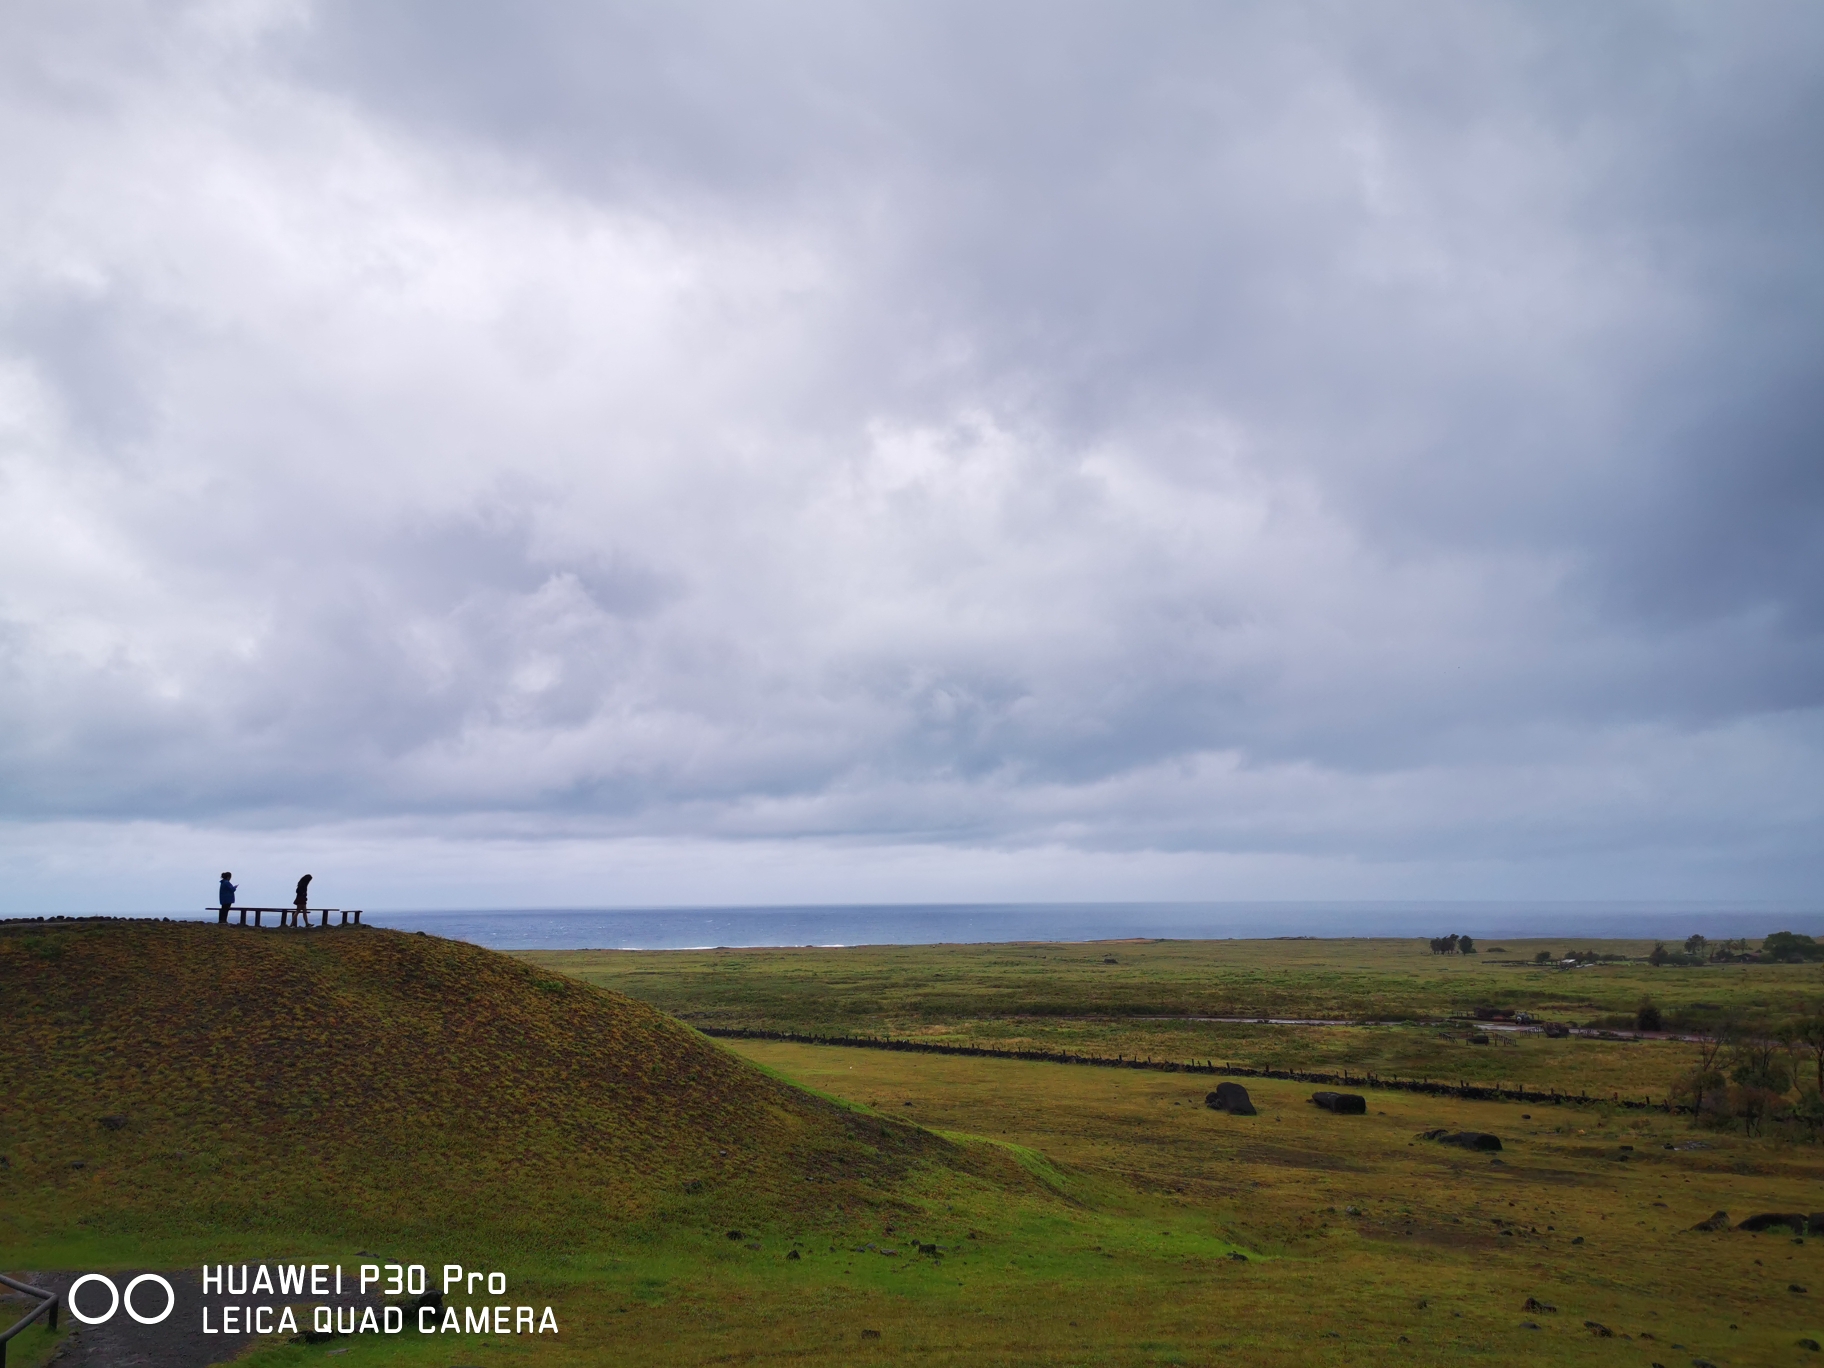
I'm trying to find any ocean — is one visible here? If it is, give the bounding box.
[138,900,1824,950]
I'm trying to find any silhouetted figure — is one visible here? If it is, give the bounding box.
[293,873,313,928]
[218,872,236,924]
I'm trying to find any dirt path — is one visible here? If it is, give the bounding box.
[11,1270,252,1368]
[10,1269,385,1368]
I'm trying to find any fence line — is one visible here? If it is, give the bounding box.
[696,1025,1685,1111]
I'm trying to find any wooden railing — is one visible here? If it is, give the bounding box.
[208,907,364,928]
[0,1274,58,1368]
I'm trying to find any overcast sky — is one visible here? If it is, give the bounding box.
[2,1,1820,914]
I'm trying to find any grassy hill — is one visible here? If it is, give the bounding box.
[0,919,960,1262]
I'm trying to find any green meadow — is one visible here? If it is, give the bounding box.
[526,936,1824,1104]
[7,923,1824,1366]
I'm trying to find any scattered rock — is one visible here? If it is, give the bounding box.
[1738,1213,1806,1233]
[1583,1320,1613,1337]
[1208,1082,1258,1115]
[1811,1213,1824,1234]
[1310,1091,1367,1115]
[1791,1283,1808,1294]
[1689,1211,1731,1232]
[1227,1252,1248,1262]
[1798,1336,1821,1351]
[98,1115,128,1131]
[861,1329,881,1340]
[68,1160,85,1169]
[1523,1298,1557,1313]
[1520,1321,1540,1329]
[726,1230,744,1240]
[1571,1236,1584,1245]
[1428,1131,1503,1151]
[786,1250,800,1261]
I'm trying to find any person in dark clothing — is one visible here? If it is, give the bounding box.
[293,873,313,928]
[218,872,236,924]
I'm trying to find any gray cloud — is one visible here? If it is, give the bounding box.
[0,0,1819,907]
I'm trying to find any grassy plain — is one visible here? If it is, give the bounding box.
[526,936,1824,1104]
[9,924,1824,1366]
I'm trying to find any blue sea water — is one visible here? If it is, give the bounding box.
[211,900,1824,950]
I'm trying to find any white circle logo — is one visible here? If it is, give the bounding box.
[65,1273,175,1326]
[66,1274,119,1325]
[124,1274,176,1325]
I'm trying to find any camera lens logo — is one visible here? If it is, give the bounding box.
[66,1274,176,1325]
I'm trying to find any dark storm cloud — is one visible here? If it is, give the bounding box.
[0,0,1819,905]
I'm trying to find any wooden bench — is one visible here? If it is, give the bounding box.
[208,906,364,928]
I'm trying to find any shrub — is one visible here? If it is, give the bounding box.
[1763,931,1824,963]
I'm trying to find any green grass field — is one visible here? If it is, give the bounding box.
[8,923,1824,1366]
[524,936,1824,1105]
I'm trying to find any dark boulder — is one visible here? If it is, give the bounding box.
[1809,1214,1824,1235]
[1739,1213,1807,1234]
[1444,1131,1502,1151]
[1207,1082,1257,1115]
[1542,1023,1570,1038]
[1310,1091,1367,1114]
[1689,1210,1731,1232]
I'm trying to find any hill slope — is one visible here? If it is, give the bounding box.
[0,919,953,1253]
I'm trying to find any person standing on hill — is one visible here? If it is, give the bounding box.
[218,872,236,924]
[293,873,312,928]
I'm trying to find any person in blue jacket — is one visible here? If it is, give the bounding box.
[218,872,237,924]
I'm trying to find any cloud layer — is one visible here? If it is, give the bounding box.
[1,1,1820,910]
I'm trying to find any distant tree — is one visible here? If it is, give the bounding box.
[1788,1006,1824,1098]
[1675,1013,1735,1122]
[1684,934,1708,958]
[1728,1031,1793,1137]
[1458,934,1476,955]
[1764,931,1824,963]
[1637,999,1663,1032]
[1534,950,1554,964]
[1649,942,1669,966]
